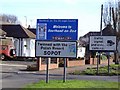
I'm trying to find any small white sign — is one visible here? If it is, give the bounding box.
[35,41,77,58]
[89,36,116,51]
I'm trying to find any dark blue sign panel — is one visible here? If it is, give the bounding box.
[36,19,78,40]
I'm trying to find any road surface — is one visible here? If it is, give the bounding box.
[0,60,119,88]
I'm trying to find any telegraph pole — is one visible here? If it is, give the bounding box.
[97,4,103,74]
[100,4,103,35]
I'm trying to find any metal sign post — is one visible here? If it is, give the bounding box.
[63,58,66,82]
[96,52,99,74]
[107,52,110,74]
[108,55,110,74]
[46,58,49,83]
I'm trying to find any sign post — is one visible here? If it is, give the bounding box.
[46,58,49,83]
[96,52,100,74]
[89,36,116,75]
[106,52,110,74]
[63,58,66,82]
[107,53,110,74]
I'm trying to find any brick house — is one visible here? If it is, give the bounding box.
[79,24,115,64]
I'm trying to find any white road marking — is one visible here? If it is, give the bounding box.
[17,71,36,74]
[0,64,27,67]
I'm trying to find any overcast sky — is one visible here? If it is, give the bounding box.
[1,0,107,37]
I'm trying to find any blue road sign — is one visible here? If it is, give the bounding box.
[36,19,78,40]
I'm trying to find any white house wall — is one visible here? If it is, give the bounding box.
[30,39,35,57]
[22,38,35,57]
[13,38,35,57]
[13,38,20,56]
[77,47,85,58]
[22,39,27,56]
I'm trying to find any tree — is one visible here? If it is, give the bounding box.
[103,0,119,34]
[0,14,20,24]
[103,0,119,64]
[118,1,120,34]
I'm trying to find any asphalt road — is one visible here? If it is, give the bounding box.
[0,60,119,89]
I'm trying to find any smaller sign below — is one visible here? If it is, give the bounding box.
[35,41,77,58]
[89,36,116,51]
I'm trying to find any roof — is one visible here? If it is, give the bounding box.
[82,31,100,38]
[27,28,36,35]
[1,24,36,38]
[82,24,115,38]
[102,24,115,36]
[0,29,7,36]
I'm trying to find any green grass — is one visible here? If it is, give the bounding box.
[71,64,120,76]
[23,80,119,89]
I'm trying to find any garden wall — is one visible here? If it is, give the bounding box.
[37,58,59,71]
[66,58,85,67]
[88,58,113,65]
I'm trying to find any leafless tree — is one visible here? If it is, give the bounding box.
[103,0,120,64]
[0,14,20,24]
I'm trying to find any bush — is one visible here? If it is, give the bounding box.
[70,64,120,76]
[84,69,96,75]
[71,70,81,75]
[98,68,108,75]
[26,64,38,71]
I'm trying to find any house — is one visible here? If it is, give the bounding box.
[102,24,116,36]
[0,29,7,38]
[27,28,36,35]
[79,31,100,46]
[79,24,116,46]
[1,24,36,57]
[79,25,115,64]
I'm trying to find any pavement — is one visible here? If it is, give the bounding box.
[1,60,115,75]
[21,63,115,75]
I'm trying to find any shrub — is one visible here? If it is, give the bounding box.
[26,64,38,71]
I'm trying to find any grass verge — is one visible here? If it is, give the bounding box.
[70,64,120,76]
[23,80,119,89]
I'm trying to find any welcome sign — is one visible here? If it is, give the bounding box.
[36,19,78,40]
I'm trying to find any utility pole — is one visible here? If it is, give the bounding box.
[100,4,103,36]
[97,4,103,74]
